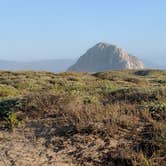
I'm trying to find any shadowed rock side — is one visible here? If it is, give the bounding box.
[68,42,144,72]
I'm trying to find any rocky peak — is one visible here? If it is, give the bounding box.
[68,42,144,72]
[95,42,113,49]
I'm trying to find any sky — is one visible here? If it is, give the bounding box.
[0,0,166,62]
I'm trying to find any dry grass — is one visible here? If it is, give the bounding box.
[0,70,165,165]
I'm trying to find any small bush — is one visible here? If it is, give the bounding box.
[147,102,166,120]
[5,112,21,131]
[0,84,18,98]
[0,98,26,118]
[82,96,98,104]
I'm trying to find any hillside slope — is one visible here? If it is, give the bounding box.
[0,70,165,165]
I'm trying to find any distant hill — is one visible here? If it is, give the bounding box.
[0,59,76,72]
[142,57,166,70]
[68,42,144,72]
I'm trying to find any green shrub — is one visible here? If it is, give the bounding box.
[5,112,21,131]
[148,102,166,112]
[0,98,26,118]
[147,102,166,120]
[0,84,18,98]
[82,96,98,104]
[134,70,166,77]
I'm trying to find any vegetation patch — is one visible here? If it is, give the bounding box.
[0,70,165,165]
[0,84,19,98]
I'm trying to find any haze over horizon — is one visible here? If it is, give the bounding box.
[0,0,166,67]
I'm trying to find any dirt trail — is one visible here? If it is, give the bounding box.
[0,131,75,166]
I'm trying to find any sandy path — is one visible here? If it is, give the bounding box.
[0,131,75,166]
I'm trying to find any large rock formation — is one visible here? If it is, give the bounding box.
[68,42,144,72]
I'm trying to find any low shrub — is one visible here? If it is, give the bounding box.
[0,84,18,98]
[147,102,166,120]
[108,87,166,103]
[4,112,21,131]
[0,98,25,118]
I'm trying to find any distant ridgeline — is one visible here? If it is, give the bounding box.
[1,43,165,72]
[0,59,76,72]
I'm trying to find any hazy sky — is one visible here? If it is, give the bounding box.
[0,0,166,61]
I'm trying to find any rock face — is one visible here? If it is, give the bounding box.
[68,42,144,72]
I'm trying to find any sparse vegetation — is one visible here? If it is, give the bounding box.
[0,70,165,165]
